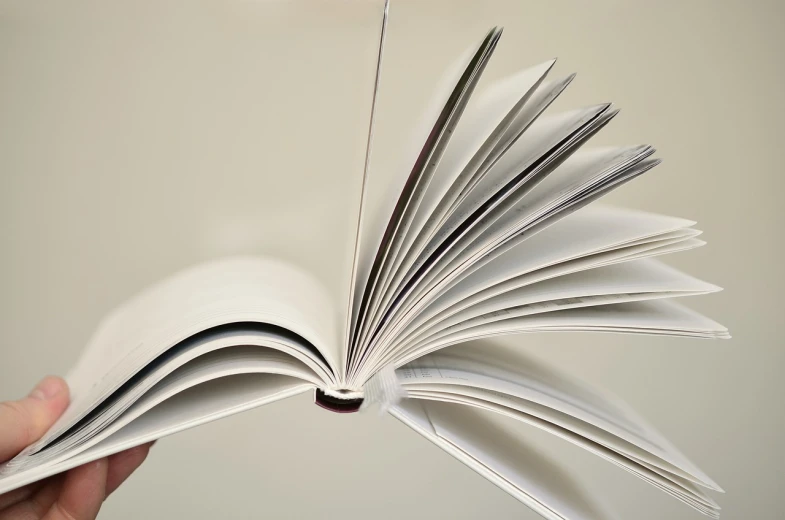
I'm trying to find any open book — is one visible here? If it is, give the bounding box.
[0,18,729,520]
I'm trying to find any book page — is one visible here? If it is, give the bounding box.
[408,300,729,363]
[403,389,720,517]
[349,26,483,344]
[0,375,311,495]
[350,28,503,378]
[449,75,576,217]
[19,256,339,456]
[446,156,663,304]
[398,233,703,350]
[6,345,321,474]
[366,62,559,356]
[369,150,660,367]
[362,109,623,368]
[393,205,699,347]
[438,157,664,303]
[388,106,615,320]
[398,259,719,354]
[398,345,721,493]
[370,236,703,373]
[391,399,614,520]
[407,146,653,316]
[344,0,390,356]
[379,77,574,325]
[355,109,619,383]
[426,63,560,230]
[5,325,333,474]
[471,147,655,253]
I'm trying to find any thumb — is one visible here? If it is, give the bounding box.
[0,376,70,462]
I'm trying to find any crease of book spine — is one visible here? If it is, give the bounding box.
[359,364,408,414]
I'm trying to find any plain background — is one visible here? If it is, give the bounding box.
[1,0,783,518]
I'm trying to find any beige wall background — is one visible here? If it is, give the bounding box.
[1,0,782,518]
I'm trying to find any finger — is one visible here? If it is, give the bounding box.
[0,476,63,519]
[44,458,108,520]
[1,442,154,519]
[0,480,43,510]
[0,376,70,461]
[105,442,154,496]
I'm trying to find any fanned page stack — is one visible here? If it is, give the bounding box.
[0,19,729,520]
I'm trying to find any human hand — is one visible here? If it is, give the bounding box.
[0,376,153,519]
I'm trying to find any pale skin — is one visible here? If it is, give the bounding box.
[0,376,152,519]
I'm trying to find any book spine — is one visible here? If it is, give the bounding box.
[314,389,364,413]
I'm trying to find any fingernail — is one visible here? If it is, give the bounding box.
[29,376,64,400]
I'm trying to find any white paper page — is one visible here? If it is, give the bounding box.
[369,112,625,351]
[351,28,502,370]
[368,169,660,373]
[365,62,557,357]
[446,205,696,301]
[399,292,701,369]
[516,299,729,337]
[393,210,701,349]
[400,259,718,352]
[406,390,719,513]
[86,325,331,403]
[0,375,312,495]
[398,345,721,493]
[450,75,576,215]
[446,108,616,240]
[343,0,390,355]
[24,256,338,455]
[619,238,706,260]
[372,239,705,373]
[408,161,663,321]
[391,400,615,520]
[476,150,654,264]
[493,145,654,232]
[390,106,613,316]
[350,28,485,342]
[377,76,576,336]
[396,233,704,350]
[372,153,659,362]
[5,328,327,472]
[403,389,719,517]
[6,346,320,475]
[407,386,713,491]
[409,146,653,312]
[411,300,729,363]
[427,62,558,229]
[355,109,620,382]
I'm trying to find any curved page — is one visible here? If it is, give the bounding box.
[22,256,338,457]
[0,374,312,495]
